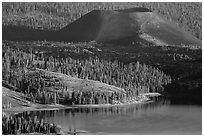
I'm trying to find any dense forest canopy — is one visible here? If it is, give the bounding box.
[2,45,171,105]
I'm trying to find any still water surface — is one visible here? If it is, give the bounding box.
[29,97,202,135]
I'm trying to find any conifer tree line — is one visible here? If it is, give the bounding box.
[2,46,171,105]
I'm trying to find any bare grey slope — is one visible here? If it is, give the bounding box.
[57,7,201,47]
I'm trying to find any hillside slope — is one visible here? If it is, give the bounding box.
[2,68,127,111]
[57,7,201,47]
[3,3,202,40]
[34,68,126,94]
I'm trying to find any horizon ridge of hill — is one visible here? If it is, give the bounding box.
[57,7,201,48]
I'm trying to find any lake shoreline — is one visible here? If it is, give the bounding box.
[3,93,160,113]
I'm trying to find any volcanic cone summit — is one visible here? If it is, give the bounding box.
[57,7,201,47]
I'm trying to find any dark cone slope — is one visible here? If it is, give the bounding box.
[57,7,201,48]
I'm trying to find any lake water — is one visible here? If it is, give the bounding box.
[27,97,202,135]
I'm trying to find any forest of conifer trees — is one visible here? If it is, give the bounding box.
[2,45,171,105]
